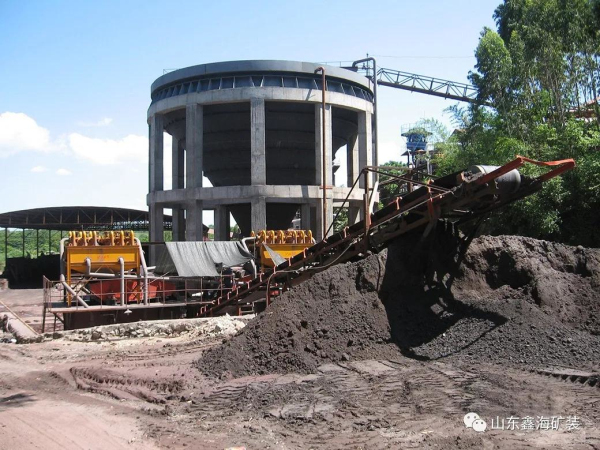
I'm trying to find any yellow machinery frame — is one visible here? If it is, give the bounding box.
[251,230,314,268]
[64,231,141,305]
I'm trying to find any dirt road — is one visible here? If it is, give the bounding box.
[1,326,598,449]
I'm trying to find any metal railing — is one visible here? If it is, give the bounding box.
[42,274,240,311]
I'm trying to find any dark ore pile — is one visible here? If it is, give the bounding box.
[198,230,600,377]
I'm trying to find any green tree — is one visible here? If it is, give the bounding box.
[437,0,600,246]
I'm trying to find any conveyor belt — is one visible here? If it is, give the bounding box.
[199,156,575,317]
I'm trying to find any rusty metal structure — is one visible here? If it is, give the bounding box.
[196,156,575,317]
[40,157,574,330]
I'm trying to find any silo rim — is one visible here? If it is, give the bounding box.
[150,59,373,95]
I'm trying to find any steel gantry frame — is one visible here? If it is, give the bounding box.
[346,58,483,105]
[375,67,481,104]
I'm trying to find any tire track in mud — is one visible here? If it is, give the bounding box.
[183,360,486,449]
[58,338,600,450]
[70,366,184,403]
[182,359,600,448]
[64,339,217,406]
[531,368,600,388]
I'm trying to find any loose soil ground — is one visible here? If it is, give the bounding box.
[1,233,599,449]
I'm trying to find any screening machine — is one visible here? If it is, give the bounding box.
[59,230,152,307]
[249,229,315,268]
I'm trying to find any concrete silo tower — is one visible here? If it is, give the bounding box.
[147,60,375,260]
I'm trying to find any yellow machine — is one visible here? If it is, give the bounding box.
[63,230,142,305]
[65,230,140,275]
[251,230,314,268]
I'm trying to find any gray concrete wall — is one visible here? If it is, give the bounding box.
[147,60,374,242]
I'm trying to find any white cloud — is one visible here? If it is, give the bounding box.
[0,112,52,157]
[31,165,48,173]
[0,112,148,167]
[68,133,147,165]
[77,117,113,127]
[56,168,72,176]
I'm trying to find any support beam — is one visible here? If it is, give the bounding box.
[314,199,334,241]
[347,133,359,188]
[186,201,204,241]
[251,197,266,232]
[348,204,361,226]
[149,114,164,192]
[149,204,164,265]
[214,206,229,241]
[250,98,266,185]
[314,103,333,186]
[358,110,373,190]
[186,104,203,190]
[300,204,311,231]
[172,207,185,241]
[171,136,186,242]
[371,114,378,182]
[172,137,184,190]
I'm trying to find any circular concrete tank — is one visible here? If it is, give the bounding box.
[147,60,375,248]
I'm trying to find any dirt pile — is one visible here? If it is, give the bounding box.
[198,231,600,377]
[384,232,600,366]
[199,252,397,376]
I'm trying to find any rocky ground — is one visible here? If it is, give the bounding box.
[1,233,599,449]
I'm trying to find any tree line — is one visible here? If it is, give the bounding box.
[435,0,600,247]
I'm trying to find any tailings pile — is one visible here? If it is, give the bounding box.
[198,230,600,377]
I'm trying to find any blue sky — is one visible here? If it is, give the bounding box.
[0,0,500,224]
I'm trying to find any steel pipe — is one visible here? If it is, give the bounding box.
[134,238,149,304]
[60,274,89,309]
[118,257,125,306]
[59,237,69,278]
[352,57,378,173]
[315,66,327,239]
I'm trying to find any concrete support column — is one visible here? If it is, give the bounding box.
[171,136,186,242]
[172,208,185,241]
[214,206,229,241]
[186,201,204,241]
[186,104,203,190]
[251,197,266,232]
[314,198,334,241]
[300,204,311,231]
[149,114,164,192]
[358,111,373,189]
[251,98,266,185]
[149,204,164,265]
[347,133,359,187]
[348,204,361,226]
[315,103,333,240]
[172,137,184,190]
[315,104,333,186]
